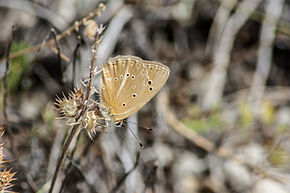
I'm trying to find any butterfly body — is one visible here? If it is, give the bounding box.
[100,55,170,122]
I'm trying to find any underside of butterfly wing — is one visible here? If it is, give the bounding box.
[101,55,170,121]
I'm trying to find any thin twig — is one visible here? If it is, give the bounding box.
[48,125,80,193]
[3,25,39,193]
[39,30,69,63]
[59,131,82,193]
[72,34,82,89]
[0,3,106,64]
[3,24,13,122]
[51,28,62,74]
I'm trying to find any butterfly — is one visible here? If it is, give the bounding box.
[98,55,170,123]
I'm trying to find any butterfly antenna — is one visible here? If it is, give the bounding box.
[124,120,153,132]
[123,123,144,148]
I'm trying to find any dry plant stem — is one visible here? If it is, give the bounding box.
[59,129,83,192]
[86,34,100,100]
[0,3,106,64]
[40,30,69,63]
[205,0,238,56]
[48,27,103,193]
[202,0,262,109]
[248,0,284,116]
[51,28,62,71]
[2,25,13,122]
[46,124,67,181]
[59,135,81,193]
[72,34,81,89]
[3,25,39,193]
[48,125,81,193]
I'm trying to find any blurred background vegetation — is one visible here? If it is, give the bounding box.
[0,0,290,193]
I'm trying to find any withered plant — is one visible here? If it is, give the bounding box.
[49,3,107,193]
[0,124,16,193]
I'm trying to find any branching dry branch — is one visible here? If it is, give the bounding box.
[0,4,106,64]
[48,4,106,193]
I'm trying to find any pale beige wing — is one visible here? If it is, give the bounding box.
[101,55,170,121]
[101,56,148,121]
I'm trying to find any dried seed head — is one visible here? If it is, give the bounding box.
[0,123,6,137]
[55,97,79,118]
[0,117,16,193]
[70,86,84,105]
[82,111,102,139]
[55,86,106,139]
[55,86,84,118]
[0,168,16,193]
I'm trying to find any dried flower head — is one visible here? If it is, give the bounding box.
[55,86,84,119]
[81,110,104,139]
[55,84,106,139]
[0,124,16,193]
[0,168,16,193]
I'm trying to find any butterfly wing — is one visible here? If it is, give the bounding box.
[101,55,170,121]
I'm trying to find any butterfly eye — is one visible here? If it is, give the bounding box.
[122,103,126,107]
[148,80,152,85]
[149,87,153,91]
[126,73,130,77]
[132,93,137,98]
[102,84,106,89]
[114,77,118,81]
[131,75,135,79]
[132,85,136,89]
[120,75,123,79]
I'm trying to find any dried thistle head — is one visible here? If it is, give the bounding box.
[81,110,104,139]
[0,168,16,193]
[54,84,106,139]
[0,123,6,137]
[0,125,16,193]
[54,86,84,119]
